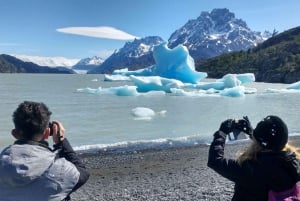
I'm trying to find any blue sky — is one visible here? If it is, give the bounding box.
[1,0,300,59]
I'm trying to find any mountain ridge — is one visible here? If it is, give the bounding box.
[0,54,75,74]
[168,8,270,60]
[196,26,300,83]
[88,36,164,74]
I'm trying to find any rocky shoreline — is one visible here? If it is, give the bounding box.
[71,137,300,201]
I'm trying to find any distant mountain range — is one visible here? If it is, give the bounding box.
[0,54,75,73]
[88,36,164,74]
[72,56,104,71]
[12,54,79,67]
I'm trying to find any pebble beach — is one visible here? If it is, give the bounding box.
[71,137,300,201]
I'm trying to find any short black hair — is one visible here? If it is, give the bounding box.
[12,101,52,140]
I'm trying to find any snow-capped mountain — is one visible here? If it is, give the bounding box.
[88,36,164,74]
[168,8,271,59]
[72,56,104,71]
[13,54,80,67]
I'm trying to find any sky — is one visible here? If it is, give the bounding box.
[1,0,300,60]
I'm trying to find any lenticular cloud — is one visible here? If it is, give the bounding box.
[57,26,139,40]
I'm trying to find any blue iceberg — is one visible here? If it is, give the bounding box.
[287,81,300,90]
[130,75,184,93]
[113,43,207,84]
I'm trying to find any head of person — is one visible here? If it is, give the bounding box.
[238,115,289,164]
[253,115,288,151]
[12,101,52,141]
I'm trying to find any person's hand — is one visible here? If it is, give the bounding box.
[51,121,65,144]
[219,119,234,134]
[239,116,253,136]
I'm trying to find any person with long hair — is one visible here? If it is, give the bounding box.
[208,115,300,201]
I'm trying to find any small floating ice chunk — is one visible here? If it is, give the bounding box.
[236,73,255,84]
[131,107,167,120]
[220,86,245,97]
[220,74,242,88]
[77,85,138,96]
[131,107,156,120]
[287,81,300,90]
[130,75,184,93]
[104,74,131,81]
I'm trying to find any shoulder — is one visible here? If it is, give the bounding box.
[49,157,80,183]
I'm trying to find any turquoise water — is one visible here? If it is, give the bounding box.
[0,74,300,152]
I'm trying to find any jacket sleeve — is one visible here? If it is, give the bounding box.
[207,131,244,182]
[58,138,90,192]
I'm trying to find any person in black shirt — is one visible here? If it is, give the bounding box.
[208,115,300,201]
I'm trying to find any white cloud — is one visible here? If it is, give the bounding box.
[56,26,139,40]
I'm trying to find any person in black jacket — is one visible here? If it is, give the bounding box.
[208,115,300,201]
[0,101,90,201]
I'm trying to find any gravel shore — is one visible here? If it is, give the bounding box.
[71,137,300,201]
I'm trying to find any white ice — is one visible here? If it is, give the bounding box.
[131,107,167,120]
[130,75,184,93]
[104,74,131,81]
[287,81,300,90]
[77,85,138,96]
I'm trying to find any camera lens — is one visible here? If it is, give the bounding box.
[49,122,53,136]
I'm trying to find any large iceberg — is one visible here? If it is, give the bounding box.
[113,43,207,84]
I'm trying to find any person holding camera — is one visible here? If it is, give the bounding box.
[0,101,90,201]
[208,115,300,201]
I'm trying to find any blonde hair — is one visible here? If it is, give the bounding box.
[284,143,300,159]
[237,140,300,165]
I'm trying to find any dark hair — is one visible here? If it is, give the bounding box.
[12,101,52,140]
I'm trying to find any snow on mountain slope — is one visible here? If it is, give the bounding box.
[13,54,80,67]
[168,8,271,59]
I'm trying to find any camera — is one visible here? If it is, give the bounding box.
[231,119,248,132]
[49,122,54,136]
[229,118,251,140]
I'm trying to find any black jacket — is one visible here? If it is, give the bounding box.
[207,131,300,201]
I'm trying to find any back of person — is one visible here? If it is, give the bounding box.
[232,151,299,200]
[0,101,89,201]
[0,143,80,201]
[208,115,300,201]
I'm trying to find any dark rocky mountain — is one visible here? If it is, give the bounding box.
[168,8,270,60]
[88,36,164,74]
[0,54,75,73]
[196,26,300,84]
[72,56,104,71]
